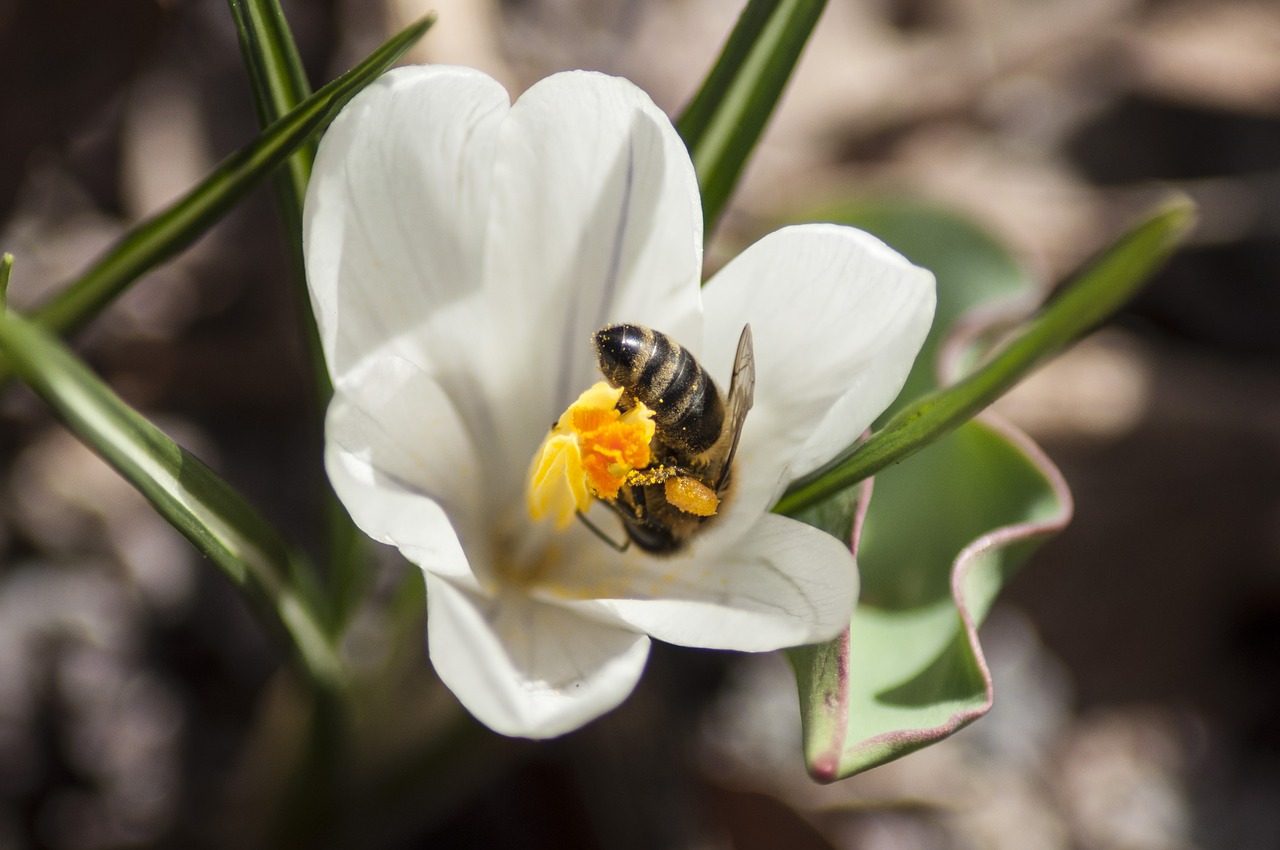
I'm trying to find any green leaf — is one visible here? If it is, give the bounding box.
[790,416,1071,779]
[0,253,11,308]
[676,0,826,238]
[0,309,343,689]
[228,0,314,145]
[774,195,1196,516]
[21,16,434,346]
[226,0,327,392]
[226,0,370,633]
[781,198,1193,778]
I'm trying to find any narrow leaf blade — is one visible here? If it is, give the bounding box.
[676,0,826,238]
[775,195,1196,516]
[0,253,12,307]
[226,0,325,392]
[0,310,342,687]
[25,16,434,342]
[228,0,313,133]
[226,0,368,631]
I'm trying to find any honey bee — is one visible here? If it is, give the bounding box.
[591,322,755,553]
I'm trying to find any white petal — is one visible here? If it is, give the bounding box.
[702,224,936,516]
[325,422,478,585]
[304,65,510,385]
[426,574,651,738]
[479,71,705,463]
[597,514,858,651]
[326,353,489,521]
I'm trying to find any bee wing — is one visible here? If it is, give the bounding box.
[714,324,755,491]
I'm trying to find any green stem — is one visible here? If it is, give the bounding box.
[268,681,348,850]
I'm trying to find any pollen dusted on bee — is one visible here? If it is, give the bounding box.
[623,466,720,517]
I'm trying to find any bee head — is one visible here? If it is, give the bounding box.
[593,323,647,387]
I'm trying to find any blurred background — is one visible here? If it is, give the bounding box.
[1,0,1278,847]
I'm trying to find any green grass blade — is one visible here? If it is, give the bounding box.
[775,196,1196,516]
[226,0,324,391]
[228,0,313,133]
[675,0,826,238]
[0,253,11,308]
[226,0,371,633]
[26,16,434,341]
[0,309,343,688]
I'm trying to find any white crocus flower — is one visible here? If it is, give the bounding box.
[303,65,935,738]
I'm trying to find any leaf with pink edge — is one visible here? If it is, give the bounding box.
[785,199,1072,779]
[790,415,1071,779]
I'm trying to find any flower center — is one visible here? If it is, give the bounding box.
[526,382,656,529]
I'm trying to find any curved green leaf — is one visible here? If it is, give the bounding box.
[790,415,1071,779]
[780,198,1175,779]
[775,195,1195,516]
[0,309,342,689]
[676,0,826,238]
[23,16,433,344]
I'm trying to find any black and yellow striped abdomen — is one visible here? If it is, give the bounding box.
[593,324,725,456]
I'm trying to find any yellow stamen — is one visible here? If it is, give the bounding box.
[526,433,589,529]
[527,382,655,528]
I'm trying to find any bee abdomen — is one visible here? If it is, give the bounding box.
[594,324,725,455]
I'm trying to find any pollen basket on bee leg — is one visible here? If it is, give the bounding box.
[663,476,719,517]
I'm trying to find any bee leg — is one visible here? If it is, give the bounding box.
[575,510,631,553]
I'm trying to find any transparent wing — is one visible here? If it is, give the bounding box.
[714,324,755,490]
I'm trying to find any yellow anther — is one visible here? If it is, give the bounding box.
[528,382,656,528]
[527,432,589,529]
